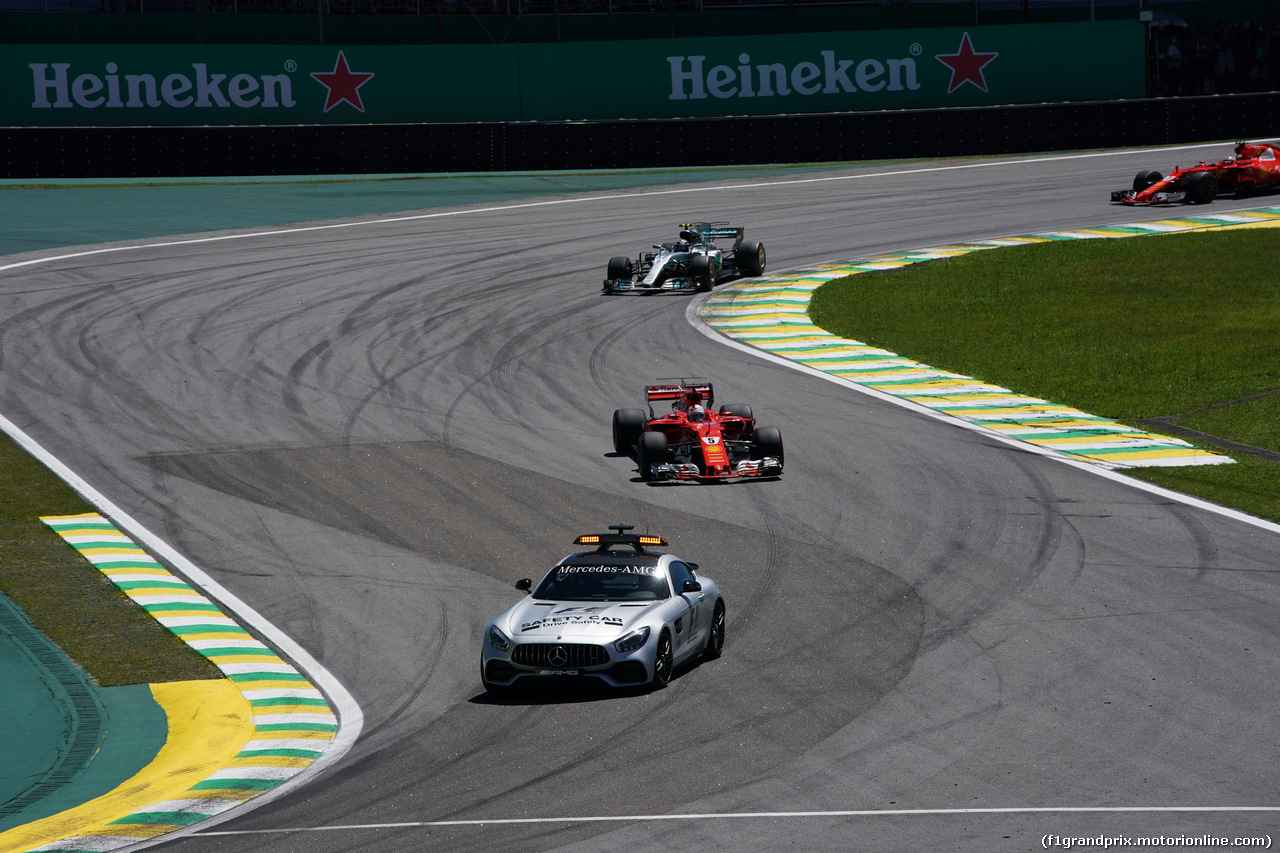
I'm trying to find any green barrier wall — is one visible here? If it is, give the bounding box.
[3,21,1143,127]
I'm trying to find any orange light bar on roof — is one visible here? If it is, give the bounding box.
[575,534,602,544]
[637,535,668,546]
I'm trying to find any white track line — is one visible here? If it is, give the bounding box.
[0,140,1251,275]
[196,805,1280,835]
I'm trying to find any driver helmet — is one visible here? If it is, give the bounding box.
[688,404,706,422]
[679,228,700,245]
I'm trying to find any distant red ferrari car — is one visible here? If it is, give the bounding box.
[612,379,783,482]
[1111,141,1280,205]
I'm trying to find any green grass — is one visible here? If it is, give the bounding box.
[809,227,1280,524]
[0,437,219,686]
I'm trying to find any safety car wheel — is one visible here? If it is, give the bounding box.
[1185,171,1218,204]
[1133,170,1163,191]
[607,256,633,280]
[718,403,754,422]
[637,431,668,480]
[691,254,715,292]
[737,240,766,276]
[652,630,674,687]
[703,600,725,660]
[612,408,647,454]
[753,425,784,468]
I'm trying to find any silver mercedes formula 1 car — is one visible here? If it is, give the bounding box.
[480,525,725,692]
[602,221,767,294]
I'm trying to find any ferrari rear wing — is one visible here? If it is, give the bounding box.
[645,378,714,408]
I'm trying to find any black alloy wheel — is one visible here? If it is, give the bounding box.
[704,600,725,660]
[652,631,673,687]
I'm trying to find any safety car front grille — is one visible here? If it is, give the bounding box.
[512,643,608,669]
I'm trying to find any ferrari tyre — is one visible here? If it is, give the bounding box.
[690,254,715,292]
[718,403,754,422]
[1133,170,1163,191]
[703,600,725,660]
[637,431,668,480]
[753,425,784,467]
[1185,171,1219,204]
[652,630,674,687]
[607,256,633,280]
[612,408,647,454]
[736,240,766,276]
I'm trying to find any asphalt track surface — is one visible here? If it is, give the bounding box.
[3,145,1279,853]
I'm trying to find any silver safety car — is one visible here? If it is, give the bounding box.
[602,221,766,294]
[480,525,725,692]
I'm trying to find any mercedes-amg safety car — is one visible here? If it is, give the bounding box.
[1111,141,1280,205]
[602,222,766,294]
[612,379,784,482]
[480,525,725,692]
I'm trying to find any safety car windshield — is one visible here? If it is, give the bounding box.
[533,560,670,602]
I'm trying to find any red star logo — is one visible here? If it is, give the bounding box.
[935,32,998,94]
[311,51,375,113]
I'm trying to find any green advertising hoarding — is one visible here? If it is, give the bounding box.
[7,43,521,127]
[519,21,1143,121]
[3,21,1142,128]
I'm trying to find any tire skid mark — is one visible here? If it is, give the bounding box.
[727,485,784,637]
[356,604,449,742]
[434,272,589,449]
[449,680,693,824]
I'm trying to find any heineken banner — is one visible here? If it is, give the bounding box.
[5,21,1142,127]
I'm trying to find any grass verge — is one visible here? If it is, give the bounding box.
[809,226,1280,524]
[0,435,219,686]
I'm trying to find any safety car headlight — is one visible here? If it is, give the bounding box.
[488,625,511,652]
[614,626,650,653]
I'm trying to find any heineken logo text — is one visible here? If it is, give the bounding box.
[30,62,296,109]
[668,51,920,100]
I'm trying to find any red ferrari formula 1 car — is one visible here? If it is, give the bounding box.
[612,380,783,482]
[1111,141,1280,205]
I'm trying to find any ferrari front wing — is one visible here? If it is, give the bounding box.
[648,456,782,481]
